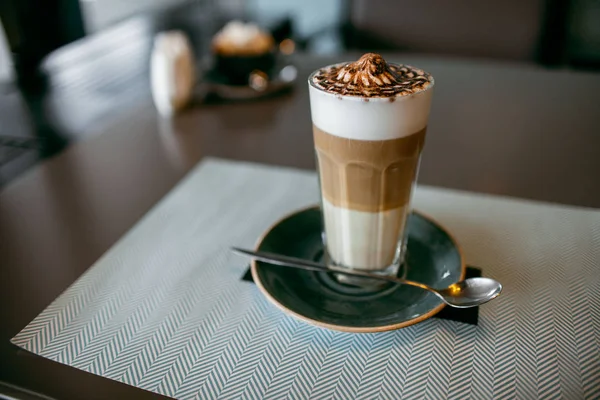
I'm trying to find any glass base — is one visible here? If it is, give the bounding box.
[319,250,407,289]
[331,263,404,288]
[320,235,408,288]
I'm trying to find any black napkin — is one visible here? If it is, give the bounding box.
[241,266,481,326]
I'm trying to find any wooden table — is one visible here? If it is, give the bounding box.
[1,52,600,399]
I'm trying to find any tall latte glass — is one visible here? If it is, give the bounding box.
[308,53,434,280]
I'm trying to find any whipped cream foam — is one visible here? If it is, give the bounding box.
[312,53,433,97]
[309,54,434,140]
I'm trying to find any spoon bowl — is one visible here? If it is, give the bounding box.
[435,277,503,308]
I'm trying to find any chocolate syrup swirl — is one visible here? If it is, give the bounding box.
[313,53,433,97]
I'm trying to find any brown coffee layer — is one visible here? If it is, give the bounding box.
[314,125,426,212]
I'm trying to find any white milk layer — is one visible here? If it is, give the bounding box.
[309,80,433,141]
[322,198,409,270]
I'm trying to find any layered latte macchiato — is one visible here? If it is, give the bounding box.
[308,54,434,273]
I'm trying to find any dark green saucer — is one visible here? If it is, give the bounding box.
[251,206,465,333]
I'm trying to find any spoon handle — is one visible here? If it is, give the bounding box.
[232,247,437,294]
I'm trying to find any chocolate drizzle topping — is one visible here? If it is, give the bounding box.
[313,53,433,97]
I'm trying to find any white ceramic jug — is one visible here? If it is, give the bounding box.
[150,31,196,116]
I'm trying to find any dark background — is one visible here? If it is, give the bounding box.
[0,0,599,186]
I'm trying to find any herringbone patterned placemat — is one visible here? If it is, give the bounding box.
[12,158,600,399]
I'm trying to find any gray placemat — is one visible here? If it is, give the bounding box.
[12,158,600,399]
